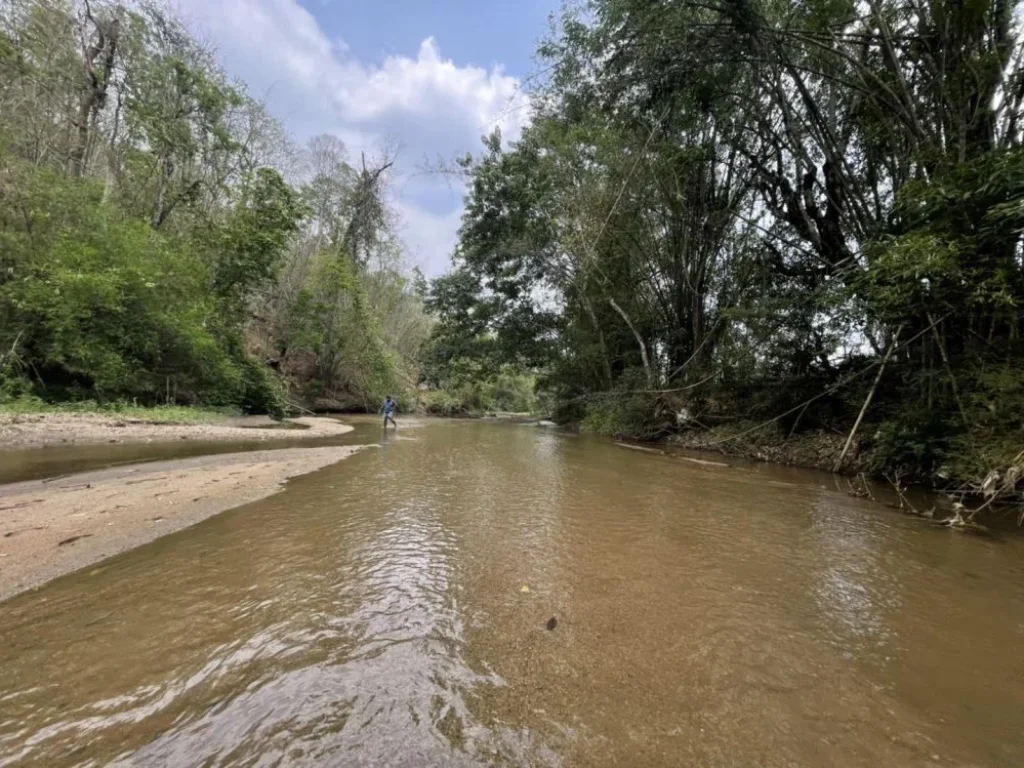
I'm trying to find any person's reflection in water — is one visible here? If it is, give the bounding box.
[377,425,394,470]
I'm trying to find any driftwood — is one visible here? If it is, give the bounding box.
[615,442,662,454]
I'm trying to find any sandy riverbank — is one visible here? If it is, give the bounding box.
[0,413,353,450]
[0,446,366,601]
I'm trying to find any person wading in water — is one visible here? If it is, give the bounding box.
[380,396,398,428]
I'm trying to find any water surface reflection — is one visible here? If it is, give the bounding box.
[1,420,1023,766]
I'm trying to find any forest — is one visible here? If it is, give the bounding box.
[424,0,1024,513]
[1,0,1022,512]
[0,0,436,418]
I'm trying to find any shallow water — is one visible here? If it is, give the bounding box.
[1,419,1022,766]
[0,417,368,485]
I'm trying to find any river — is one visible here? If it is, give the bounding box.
[1,418,1022,766]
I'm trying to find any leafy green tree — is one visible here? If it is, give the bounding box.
[209,168,305,315]
[435,0,1024,498]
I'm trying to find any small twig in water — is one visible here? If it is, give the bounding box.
[885,471,920,515]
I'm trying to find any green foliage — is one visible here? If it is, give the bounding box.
[283,252,402,405]
[433,0,1024,501]
[422,262,556,386]
[405,0,1024,505]
[420,366,538,416]
[580,395,661,439]
[2,0,1022,506]
[0,396,237,422]
[419,388,470,417]
[578,371,661,438]
[869,415,954,480]
[252,133,432,412]
[229,353,289,417]
[484,367,538,413]
[0,2,433,419]
[208,168,305,314]
[0,165,287,411]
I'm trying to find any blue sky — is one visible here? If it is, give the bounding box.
[174,0,561,275]
[308,0,556,75]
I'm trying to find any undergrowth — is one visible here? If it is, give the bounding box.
[0,396,239,423]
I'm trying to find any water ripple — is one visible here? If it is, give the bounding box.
[1,420,1023,766]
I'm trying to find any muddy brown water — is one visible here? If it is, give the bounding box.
[0,416,365,485]
[1,419,1023,767]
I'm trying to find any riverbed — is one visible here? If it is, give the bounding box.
[0,446,365,600]
[1,418,1022,766]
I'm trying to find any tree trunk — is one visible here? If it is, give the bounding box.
[102,91,124,203]
[928,313,971,426]
[834,325,903,473]
[152,157,173,228]
[582,295,613,387]
[69,10,119,177]
[609,298,654,388]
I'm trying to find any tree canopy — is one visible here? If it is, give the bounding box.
[0,0,432,414]
[426,0,1024,497]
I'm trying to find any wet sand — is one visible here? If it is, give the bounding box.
[0,446,366,601]
[0,413,353,449]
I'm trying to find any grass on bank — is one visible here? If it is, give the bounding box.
[0,396,240,424]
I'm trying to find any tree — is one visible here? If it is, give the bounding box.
[439,0,1024,496]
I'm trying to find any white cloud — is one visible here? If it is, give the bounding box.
[172,0,530,275]
[338,38,522,131]
[393,198,464,276]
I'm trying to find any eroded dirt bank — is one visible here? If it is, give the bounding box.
[0,413,353,450]
[0,446,366,601]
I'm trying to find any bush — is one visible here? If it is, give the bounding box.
[282,252,403,406]
[0,395,239,422]
[580,392,660,438]
[417,360,538,416]
[480,367,537,413]
[868,413,954,480]
[420,389,467,416]
[0,166,290,414]
[574,368,661,438]
[419,384,488,416]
